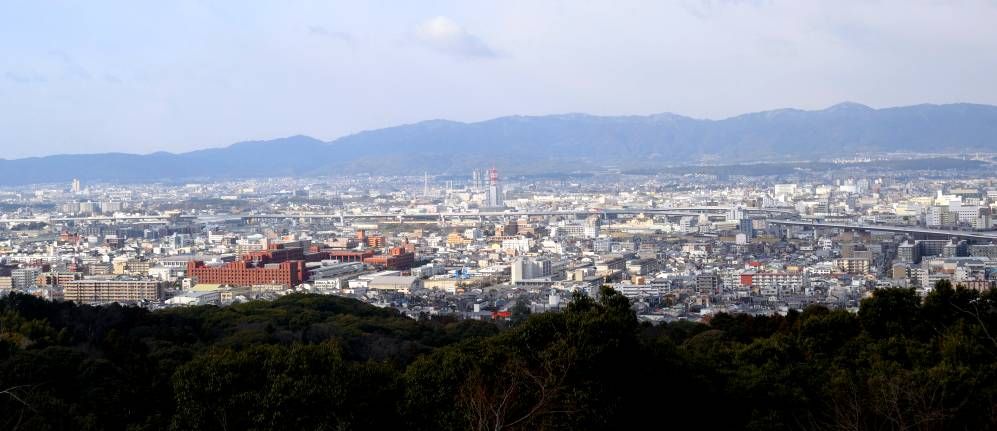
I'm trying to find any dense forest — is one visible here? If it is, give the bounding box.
[2,282,996,430]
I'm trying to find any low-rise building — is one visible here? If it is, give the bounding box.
[62,278,165,304]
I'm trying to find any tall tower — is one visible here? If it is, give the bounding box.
[423,172,429,197]
[72,178,81,193]
[487,167,503,208]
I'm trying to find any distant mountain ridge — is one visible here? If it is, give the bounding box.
[2,102,997,185]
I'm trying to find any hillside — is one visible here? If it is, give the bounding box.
[1,283,996,430]
[2,103,997,184]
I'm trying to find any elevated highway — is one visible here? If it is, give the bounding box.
[769,220,997,242]
[238,206,796,223]
[0,214,195,225]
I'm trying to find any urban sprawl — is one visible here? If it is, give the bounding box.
[3,161,997,322]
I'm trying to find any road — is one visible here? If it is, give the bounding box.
[769,220,997,242]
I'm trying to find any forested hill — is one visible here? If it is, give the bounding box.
[2,283,997,430]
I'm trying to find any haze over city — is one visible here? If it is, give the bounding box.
[3,0,997,157]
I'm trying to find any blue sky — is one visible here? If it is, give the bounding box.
[2,0,997,158]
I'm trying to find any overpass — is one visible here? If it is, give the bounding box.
[769,220,997,242]
[0,214,196,225]
[238,207,737,223]
[50,215,196,223]
[673,206,797,215]
[238,206,798,224]
[0,206,793,227]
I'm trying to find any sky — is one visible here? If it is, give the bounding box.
[2,0,997,158]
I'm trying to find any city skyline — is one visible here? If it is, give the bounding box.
[3,1,997,158]
[5,2,997,428]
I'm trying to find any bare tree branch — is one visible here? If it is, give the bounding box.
[0,385,37,413]
[950,301,997,349]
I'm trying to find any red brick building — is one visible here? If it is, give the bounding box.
[187,244,315,287]
[365,247,415,270]
[324,248,413,269]
[366,235,386,248]
[355,229,385,248]
[187,260,308,287]
[326,249,375,262]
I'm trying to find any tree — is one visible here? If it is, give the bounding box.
[509,298,531,325]
[859,287,921,339]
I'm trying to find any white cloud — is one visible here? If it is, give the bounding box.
[308,25,352,44]
[413,16,496,58]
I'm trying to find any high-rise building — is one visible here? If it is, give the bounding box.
[584,216,601,238]
[79,201,99,216]
[71,178,81,193]
[738,217,754,238]
[487,167,503,208]
[471,170,482,192]
[510,257,551,283]
[11,268,39,290]
[926,205,957,227]
[696,273,723,294]
[897,241,920,263]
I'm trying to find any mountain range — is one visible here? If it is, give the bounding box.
[2,102,997,185]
